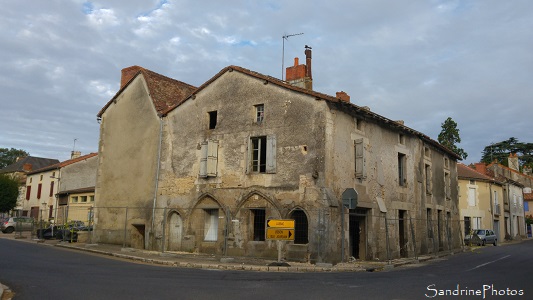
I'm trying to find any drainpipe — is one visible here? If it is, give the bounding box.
[151,116,164,249]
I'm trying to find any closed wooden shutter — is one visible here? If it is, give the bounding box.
[207,140,219,177]
[266,135,276,173]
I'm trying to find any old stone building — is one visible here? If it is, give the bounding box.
[94,49,462,263]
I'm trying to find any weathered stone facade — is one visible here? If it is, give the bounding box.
[94,63,462,263]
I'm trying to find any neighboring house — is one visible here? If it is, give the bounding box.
[55,152,98,225]
[25,152,97,224]
[0,156,59,216]
[473,156,530,239]
[94,49,462,263]
[457,164,504,242]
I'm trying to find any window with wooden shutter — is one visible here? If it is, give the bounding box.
[265,135,276,173]
[49,181,54,197]
[200,140,218,178]
[26,186,31,200]
[37,183,42,199]
[249,135,276,174]
[207,140,218,177]
[354,139,366,179]
[199,141,208,177]
[425,164,432,194]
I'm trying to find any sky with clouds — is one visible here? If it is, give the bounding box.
[1,0,532,164]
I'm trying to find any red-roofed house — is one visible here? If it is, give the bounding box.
[457,164,504,242]
[25,152,97,224]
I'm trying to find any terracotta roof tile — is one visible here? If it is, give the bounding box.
[97,67,197,117]
[27,153,97,175]
[457,163,499,182]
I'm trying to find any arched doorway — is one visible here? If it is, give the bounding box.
[167,212,183,251]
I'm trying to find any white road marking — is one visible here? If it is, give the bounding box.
[466,255,511,271]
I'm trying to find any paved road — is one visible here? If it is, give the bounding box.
[1,238,531,300]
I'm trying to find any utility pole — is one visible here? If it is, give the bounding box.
[282,33,304,80]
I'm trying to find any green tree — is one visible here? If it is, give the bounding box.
[438,117,468,160]
[481,137,533,169]
[0,174,19,213]
[0,148,29,169]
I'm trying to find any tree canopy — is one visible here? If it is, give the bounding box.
[0,148,29,169]
[438,117,468,160]
[0,174,19,213]
[480,137,533,169]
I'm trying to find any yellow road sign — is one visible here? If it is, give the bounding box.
[267,219,295,228]
[266,228,295,240]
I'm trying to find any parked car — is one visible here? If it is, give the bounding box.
[464,229,497,246]
[36,225,63,239]
[1,217,34,234]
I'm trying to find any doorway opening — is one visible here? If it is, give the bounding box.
[349,209,367,260]
[399,210,407,258]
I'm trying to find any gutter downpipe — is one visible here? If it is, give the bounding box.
[151,116,164,250]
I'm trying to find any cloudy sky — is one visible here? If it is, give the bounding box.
[1,0,532,164]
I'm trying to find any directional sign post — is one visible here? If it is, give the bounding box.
[266,219,295,265]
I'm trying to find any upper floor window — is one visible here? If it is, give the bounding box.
[249,136,276,174]
[199,140,219,178]
[40,175,43,181]
[444,172,450,199]
[424,147,431,158]
[425,164,432,194]
[444,157,449,169]
[398,153,406,186]
[354,139,366,179]
[208,111,217,129]
[399,134,405,145]
[255,104,264,124]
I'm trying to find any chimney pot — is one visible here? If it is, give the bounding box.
[71,151,82,159]
[294,57,299,66]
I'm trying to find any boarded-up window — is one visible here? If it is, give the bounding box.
[354,139,366,179]
[199,140,219,178]
[444,172,450,199]
[425,164,432,194]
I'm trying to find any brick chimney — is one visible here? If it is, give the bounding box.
[285,46,313,90]
[336,91,350,102]
[473,163,487,175]
[120,66,142,88]
[22,163,32,172]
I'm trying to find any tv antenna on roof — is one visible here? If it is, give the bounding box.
[282,32,304,80]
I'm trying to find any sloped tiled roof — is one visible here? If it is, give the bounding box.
[161,65,461,160]
[0,156,59,174]
[457,163,500,183]
[97,67,197,117]
[27,153,98,175]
